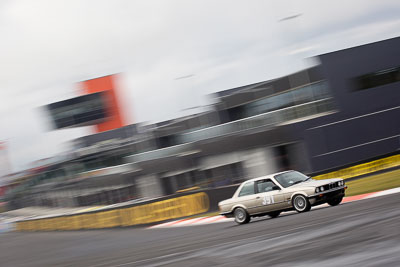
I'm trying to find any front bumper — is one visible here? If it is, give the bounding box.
[308,185,347,198]
[308,185,347,204]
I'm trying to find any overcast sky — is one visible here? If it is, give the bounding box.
[0,0,399,173]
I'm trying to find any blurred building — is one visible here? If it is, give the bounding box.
[4,37,400,208]
[80,75,126,133]
[0,141,11,178]
[46,74,126,133]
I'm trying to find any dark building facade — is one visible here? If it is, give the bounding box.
[293,37,400,172]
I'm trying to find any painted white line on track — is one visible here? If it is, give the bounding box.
[364,187,400,199]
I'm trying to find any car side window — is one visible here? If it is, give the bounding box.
[256,179,278,193]
[239,182,255,197]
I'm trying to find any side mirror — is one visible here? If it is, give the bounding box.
[272,185,280,191]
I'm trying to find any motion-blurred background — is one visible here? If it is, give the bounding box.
[0,0,399,214]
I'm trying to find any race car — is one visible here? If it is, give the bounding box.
[218,170,347,224]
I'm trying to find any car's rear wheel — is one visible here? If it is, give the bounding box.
[292,194,311,213]
[268,211,281,218]
[234,207,250,225]
[327,196,343,206]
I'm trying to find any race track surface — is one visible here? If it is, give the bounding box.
[1,193,399,267]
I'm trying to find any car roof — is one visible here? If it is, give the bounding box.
[246,170,294,182]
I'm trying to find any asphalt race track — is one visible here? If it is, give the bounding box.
[1,193,399,267]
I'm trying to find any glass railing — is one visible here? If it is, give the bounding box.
[77,163,134,179]
[127,142,193,163]
[179,98,334,143]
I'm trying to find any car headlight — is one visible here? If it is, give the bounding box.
[320,186,324,191]
[339,181,344,186]
[315,187,320,193]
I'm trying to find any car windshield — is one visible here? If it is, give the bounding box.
[274,171,310,188]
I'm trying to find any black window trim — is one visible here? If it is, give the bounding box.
[354,66,400,91]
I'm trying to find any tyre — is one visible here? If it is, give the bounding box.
[292,194,311,213]
[234,207,250,225]
[268,211,281,218]
[327,196,343,206]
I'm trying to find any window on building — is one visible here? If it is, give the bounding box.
[161,176,175,195]
[157,135,178,149]
[175,173,188,190]
[239,181,255,197]
[274,145,291,171]
[355,66,400,90]
[243,81,331,118]
[227,105,246,121]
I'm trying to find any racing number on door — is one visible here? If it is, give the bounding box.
[262,195,274,205]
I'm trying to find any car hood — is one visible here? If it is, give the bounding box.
[289,178,342,188]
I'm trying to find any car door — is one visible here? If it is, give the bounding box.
[235,181,258,213]
[252,179,286,214]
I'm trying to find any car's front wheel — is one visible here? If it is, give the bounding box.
[327,196,343,206]
[234,207,250,225]
[292,194,311,213]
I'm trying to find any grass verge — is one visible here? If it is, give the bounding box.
[344,168,400,196]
